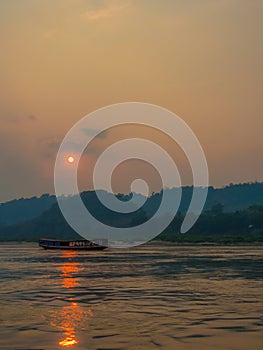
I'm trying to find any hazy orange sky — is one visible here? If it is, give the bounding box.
[0,0,262,202]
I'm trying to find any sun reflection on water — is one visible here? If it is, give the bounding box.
[49,250,93,347]
[60,260,80,289]
[59,336,78,347]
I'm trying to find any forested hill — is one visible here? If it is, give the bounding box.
[205,182,263,212]
[0,194,56,226]
[0,182,263,228]
[0,191,147,241]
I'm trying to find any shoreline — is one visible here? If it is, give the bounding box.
[1,240,263,247]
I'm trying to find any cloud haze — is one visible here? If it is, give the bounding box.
[82,0,131,21]
[0,0,262,201]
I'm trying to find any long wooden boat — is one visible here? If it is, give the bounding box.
[39,238,108,250]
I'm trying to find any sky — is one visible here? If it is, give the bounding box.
[0,0,263,202]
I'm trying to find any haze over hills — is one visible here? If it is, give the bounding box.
[0,182,263,242]
[1,182,263,226]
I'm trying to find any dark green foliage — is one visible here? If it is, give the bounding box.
[0,191,148,241]
[2,182,263,227]
[0,194,56,226]
[156,204,263,243]
[0,183,263,243]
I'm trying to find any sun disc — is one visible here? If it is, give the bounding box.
[66,155,75,164]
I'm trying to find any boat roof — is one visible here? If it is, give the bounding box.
[39,238,108,243]
[39,238,91,242]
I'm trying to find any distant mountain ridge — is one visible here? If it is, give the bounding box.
[0,194,56,226]
[0,191,147,241]
[1,183,263,228]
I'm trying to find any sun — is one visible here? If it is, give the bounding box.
[66,155,76,165]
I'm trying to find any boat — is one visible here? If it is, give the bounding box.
[39,238,108,250]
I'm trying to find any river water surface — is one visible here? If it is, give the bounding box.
[0,243,262,350]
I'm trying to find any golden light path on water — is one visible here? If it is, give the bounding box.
[0,245,263,350]
[49,251,93,348]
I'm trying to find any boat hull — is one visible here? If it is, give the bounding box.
[39,238,108,251]
[40,245,106,250]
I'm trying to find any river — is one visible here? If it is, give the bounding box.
[0,243,262,349]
